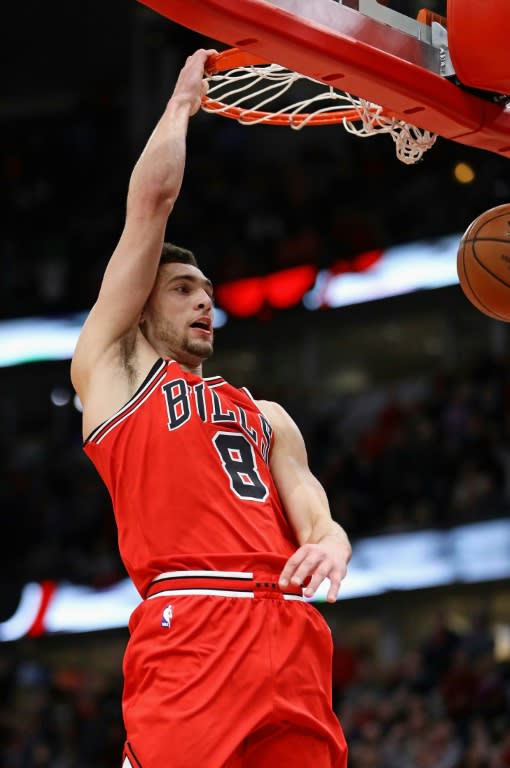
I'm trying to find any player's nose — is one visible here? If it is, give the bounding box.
[196,289,213,310]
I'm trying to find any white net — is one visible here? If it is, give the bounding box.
[203,62,437,165]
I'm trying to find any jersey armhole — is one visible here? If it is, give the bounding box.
[83,358,167,445]
[241,386,255,401]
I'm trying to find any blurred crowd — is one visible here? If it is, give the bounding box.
[311,353,510,539]
[334,610,510,768]
[0,646,123,768]
[1,608,509,767]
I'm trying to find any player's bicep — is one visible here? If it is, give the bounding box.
[268,409,309,486]
[260,401,328,540]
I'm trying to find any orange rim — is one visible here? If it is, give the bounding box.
[201,99,368,125]
[203,47,382,125]
[205,48,273,75]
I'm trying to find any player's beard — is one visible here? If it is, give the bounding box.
[143,313,214,363]
[158,320,214,362]
[183,333,214,360]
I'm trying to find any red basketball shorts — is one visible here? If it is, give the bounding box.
[121,570,347,768]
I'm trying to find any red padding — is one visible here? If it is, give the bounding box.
[448,0,510,94]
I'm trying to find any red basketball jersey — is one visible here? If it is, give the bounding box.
[84,359,297,596]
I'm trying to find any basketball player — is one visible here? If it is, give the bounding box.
[71,49,351,768]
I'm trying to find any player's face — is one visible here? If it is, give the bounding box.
[142,263,215,365]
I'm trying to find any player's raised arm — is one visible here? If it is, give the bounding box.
[71,49,213,386]
[258,400,352,603]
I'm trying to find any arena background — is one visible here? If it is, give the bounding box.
[2,1,510,765]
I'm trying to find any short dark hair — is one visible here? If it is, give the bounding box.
[160,243,198,268]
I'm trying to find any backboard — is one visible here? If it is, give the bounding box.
[137,0,510,159]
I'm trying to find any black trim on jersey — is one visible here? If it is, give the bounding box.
[83,358,166,445]
[241,386,256,401]
[126,742,143,768]
[259,413,273,464]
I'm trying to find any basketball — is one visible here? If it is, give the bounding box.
[457,203,510,321]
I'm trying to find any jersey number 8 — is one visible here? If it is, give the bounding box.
[213,432,269,502]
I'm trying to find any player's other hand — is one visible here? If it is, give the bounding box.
[279,535,350,603]
[171,48,217,116]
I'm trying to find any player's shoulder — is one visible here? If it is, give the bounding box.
[255,398,284,415]
[255,400,305,451]
[255,399,294,429]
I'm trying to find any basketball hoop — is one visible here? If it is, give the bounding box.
[203,49,437,165]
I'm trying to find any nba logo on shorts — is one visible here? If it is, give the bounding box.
[161,604,173,629]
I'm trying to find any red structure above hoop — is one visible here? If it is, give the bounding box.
[138,0,510,158]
